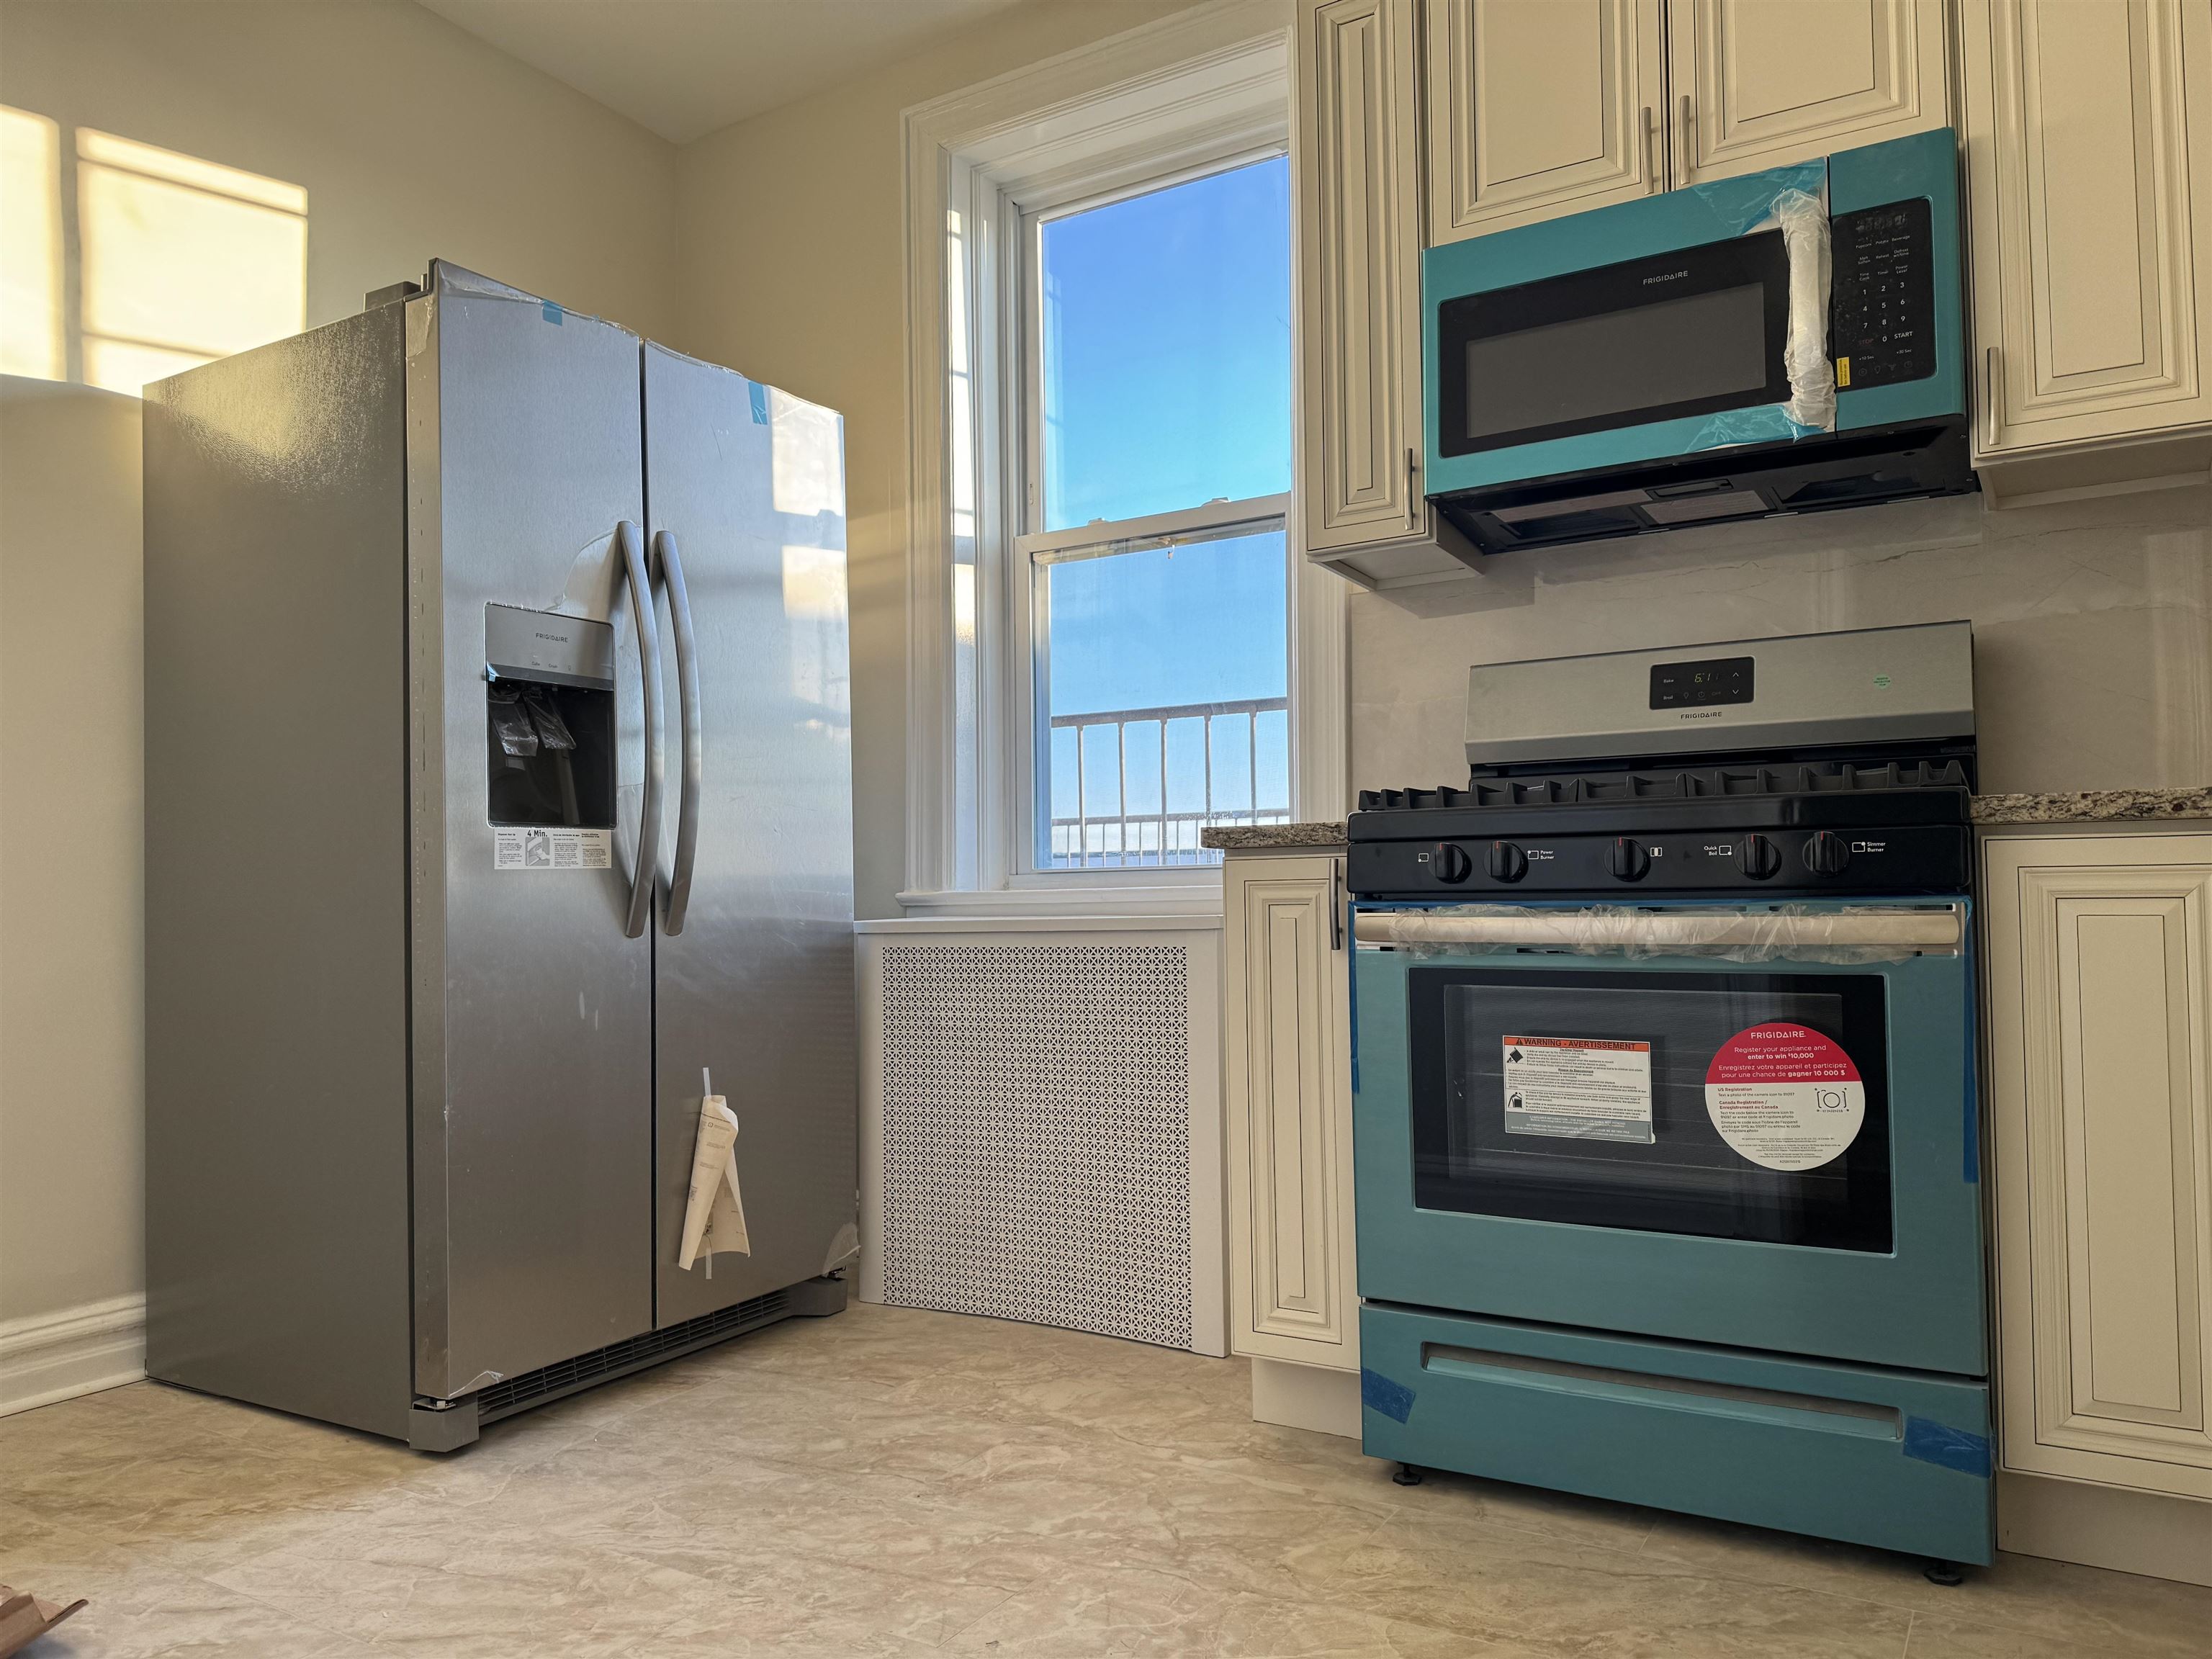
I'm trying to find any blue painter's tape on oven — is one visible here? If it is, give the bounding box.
[541,300,562,325]
[748,381,770,424]
[1361,1367,1416,1424]
[1902,1416,1991,1479]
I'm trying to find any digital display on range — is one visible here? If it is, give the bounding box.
[1651,656,1753,709]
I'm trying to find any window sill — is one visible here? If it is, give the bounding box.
[894,876,1225,925]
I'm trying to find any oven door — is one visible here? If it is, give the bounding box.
[1351,902,1982,1376]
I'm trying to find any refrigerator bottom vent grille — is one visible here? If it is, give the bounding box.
[472,1290,792,1420]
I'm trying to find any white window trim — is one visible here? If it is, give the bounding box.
[899,1,1344,920]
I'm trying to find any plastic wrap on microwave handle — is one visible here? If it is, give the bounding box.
[1354,904,1963,963]
[1684,163,1836,451]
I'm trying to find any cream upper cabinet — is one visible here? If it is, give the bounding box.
[1298,0,1475,589]
[1962,0,2212,464]
[1223,853,1358,1371]
[1426,0,1667,243]
[1984,830,2212,1502]
[1668,0,1950,185]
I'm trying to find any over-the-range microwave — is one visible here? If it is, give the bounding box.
[1423,127,1972,557]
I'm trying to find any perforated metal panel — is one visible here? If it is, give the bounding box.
[878,943,1193,1349]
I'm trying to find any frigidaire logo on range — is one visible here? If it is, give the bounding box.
[1679,709,1725,720]
[1643,269,1690,284]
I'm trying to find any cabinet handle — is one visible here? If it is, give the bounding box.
[1406,446,1419,526]
[1982,344,2001,454]
[1640,105,1656,192]
[1678,92,1694,177]
[1330,858,1346,953]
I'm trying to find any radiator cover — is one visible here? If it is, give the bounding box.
[878,943,1194,1349]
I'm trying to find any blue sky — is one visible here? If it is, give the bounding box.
[1041,156,1293,530]
[1036,157,1292,847]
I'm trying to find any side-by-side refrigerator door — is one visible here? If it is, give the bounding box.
[643,342,857,1326]
[410,266,657,1399]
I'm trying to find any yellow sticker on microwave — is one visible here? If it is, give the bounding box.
[1835,356,1852,387]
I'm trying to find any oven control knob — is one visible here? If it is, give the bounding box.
[1740,834,1781,880]
[1606,838,1651,881]
[1486,841,1529,883]
[1434,843,1475,884]
[1803,831,1852,876]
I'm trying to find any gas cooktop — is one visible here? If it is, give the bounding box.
[1349,624,1977,901]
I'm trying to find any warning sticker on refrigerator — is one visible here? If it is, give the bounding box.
[493,827,613,871]
[1705,1024,1865,1172]
[1501,1035,1655,1144]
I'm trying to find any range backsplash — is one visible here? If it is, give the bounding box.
[1349,485,2211,797]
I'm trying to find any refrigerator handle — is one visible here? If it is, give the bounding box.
[655,529,703,935]
[618,519,663,940]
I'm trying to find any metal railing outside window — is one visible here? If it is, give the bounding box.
[1045,696,1289,868]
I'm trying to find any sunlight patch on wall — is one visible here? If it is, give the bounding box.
[1,107,63,378]
[0,108,307,395]
[78,129,306,393]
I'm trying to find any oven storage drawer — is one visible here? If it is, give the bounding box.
[1359,1303,1992,1564]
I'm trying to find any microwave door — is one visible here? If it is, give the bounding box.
[1440,230,1793,462]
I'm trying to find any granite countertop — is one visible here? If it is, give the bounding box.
[1970,787,2212,825]
[1200,789,2210,850]
[1201,822,1347,850]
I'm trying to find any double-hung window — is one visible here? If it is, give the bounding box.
[1017,155,1293,871]
[906,17,1337,909]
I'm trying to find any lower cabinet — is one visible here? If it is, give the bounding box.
[1223,851,1360,1431]
[1983,827,2212,1503]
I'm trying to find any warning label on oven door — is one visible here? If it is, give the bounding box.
[1704,1023,1866,1172]
[1501,1035,1655,1144]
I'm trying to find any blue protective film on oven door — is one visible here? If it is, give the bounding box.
[1961,896,1981,1184]
[1902,1416,1992,1479]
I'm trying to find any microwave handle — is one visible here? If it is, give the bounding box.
[1641,106,1656,192]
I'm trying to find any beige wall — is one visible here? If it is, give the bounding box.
[0,0,677,1332]
[672,0,1200,920]
[1349,488,2212,795]
[0,380,145,1324]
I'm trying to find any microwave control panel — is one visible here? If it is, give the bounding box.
[1830,197,1936,391]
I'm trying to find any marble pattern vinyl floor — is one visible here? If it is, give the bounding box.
[3,1302,2207,1658]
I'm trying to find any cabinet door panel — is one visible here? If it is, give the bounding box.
[1671,0,1949,184]
[1426,0,1665,242]
[1964,0,2212,456]
[1986,833,2212,1499]
[1223,858,1357,1368]
[1302,0,1421,551]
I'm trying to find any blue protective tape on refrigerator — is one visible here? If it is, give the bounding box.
[541,300,563,325]
[748,381,770,425]
[1361,1367,1416,1424]
[1902,1416,1991,1478]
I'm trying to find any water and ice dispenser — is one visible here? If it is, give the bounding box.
[483,604,616,831]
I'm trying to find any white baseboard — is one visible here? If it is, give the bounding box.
[0,1292,145,1416]
[1249,1356,1361,1439]
[1997,1470,2212,1587]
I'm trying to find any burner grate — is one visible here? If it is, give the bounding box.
[1358,758,1969,813]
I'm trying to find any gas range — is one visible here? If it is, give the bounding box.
[1349,623,1977,901]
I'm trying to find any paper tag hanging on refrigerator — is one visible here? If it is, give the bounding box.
[678,1094,751,1269]
[1705,1023,1866,1172]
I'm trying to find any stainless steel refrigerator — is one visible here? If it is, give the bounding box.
[142,263,856,1449]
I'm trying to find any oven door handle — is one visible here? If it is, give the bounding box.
[1353,908,1961,952]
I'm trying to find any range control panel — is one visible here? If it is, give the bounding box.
[1349,824,1970,899]
[1831,197,1936,391]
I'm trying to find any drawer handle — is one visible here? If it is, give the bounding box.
[1421,1344,1902,1441]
